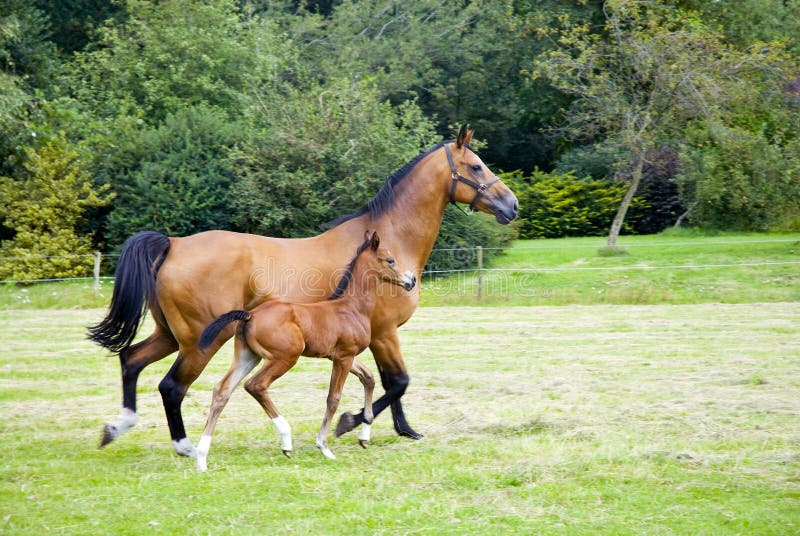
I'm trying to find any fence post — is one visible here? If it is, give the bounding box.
[93,252,101,291]
[475,246,483,300]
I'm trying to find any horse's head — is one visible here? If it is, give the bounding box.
[364,231,416,291]
[445,125,519,224]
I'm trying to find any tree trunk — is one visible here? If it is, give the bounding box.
[607,151,645,248]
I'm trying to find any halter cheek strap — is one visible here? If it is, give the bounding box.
[444,143,499,214]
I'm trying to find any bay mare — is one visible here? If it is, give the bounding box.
[194,232,416,470]
[89,126,519,457]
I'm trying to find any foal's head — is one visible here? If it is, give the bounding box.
[329,232,416,300]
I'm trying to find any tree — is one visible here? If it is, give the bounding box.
[232,77,439,237]
[0,135,112,280]
[502,168,644,239]
[532,0,791,245]
[67,0,290,125]
[103,106,241,247]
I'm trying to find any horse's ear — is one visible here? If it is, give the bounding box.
[456,123,473,149]
[370,231,380,251]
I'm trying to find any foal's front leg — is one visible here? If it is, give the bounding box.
[336,358,375,447]
[317,355,355,460]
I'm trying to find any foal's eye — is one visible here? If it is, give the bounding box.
[386,257,396,266]
[471,164,482,172]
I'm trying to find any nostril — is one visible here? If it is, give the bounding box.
[513,199,519,212]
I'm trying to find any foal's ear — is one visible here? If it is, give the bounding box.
[370,231,380,251]
[456,123,473,149]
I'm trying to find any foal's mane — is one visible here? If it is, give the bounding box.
[328,236,373,300]
[322,140,455,229]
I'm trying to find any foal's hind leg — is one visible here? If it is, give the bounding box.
[101,326,177,447]
[243,353,300,457]
[196,340,261,472]
[335,358,375,448]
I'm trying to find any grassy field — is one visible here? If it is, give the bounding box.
[2,230,798,310]
[422,230,800,306]
[1,304,799,534]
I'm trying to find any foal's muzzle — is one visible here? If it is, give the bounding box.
[401,272,417,291]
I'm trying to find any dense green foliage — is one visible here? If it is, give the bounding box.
[0,136,112,279]
[1,0,799,278]
[502,170,644,239]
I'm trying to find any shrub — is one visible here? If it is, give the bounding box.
[0,136,112,280]
[501,169,644,239]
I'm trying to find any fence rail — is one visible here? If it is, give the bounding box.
[1,238,799,287]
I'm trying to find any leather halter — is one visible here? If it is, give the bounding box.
[444,143,499,214]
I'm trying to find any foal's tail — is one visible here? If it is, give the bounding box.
[87,231,171,353]
[198,310,252,350]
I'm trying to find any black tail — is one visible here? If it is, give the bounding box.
[198,310,252,349]
[87,231,171,353]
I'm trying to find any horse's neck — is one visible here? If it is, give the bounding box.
[380,160,450,270]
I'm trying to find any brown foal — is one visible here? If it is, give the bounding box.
[194,232,415,470]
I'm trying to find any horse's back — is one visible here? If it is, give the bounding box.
[156,231,280,343]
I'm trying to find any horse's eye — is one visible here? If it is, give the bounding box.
[471,164,482,172]
[386,257,395,266]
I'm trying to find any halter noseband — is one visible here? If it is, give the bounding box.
[444,143,499,215]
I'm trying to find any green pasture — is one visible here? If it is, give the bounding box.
[2,231,799,310]
[1,304,799,534]
[421,230,800,306]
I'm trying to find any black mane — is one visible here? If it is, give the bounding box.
[322,140,454,229]
[327,236,373,300]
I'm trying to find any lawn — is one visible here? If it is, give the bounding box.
[2,230,798,310]
[1,304,798,534]
[421,230,800,306]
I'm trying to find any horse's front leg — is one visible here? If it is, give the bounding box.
[336,330,422,439]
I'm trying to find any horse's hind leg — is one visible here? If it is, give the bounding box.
[335,358,375,448]
[196,340,261,472]
[158,345,220,457]
[101,326,177,447]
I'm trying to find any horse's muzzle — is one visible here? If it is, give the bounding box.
[493,194,519,224]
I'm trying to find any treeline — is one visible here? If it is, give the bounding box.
[1,0,799,279]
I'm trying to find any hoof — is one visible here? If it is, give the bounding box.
[99,424,117,448]
[335,412,359,437]
[397,426,424,440]
[172,438,196,458]
[358,439,369,449]
[282,449,292,458]
[318,446,336,460]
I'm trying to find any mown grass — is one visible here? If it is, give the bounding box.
[1,305,799,534]
[2,230,798,310]
[421,230,800,306]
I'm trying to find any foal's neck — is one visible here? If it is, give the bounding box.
[336,258,381,317]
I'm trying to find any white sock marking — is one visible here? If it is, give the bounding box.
[195,434,212,471]
[272,415,292,452]
[358,423,372,442]
[106,408,137,440]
